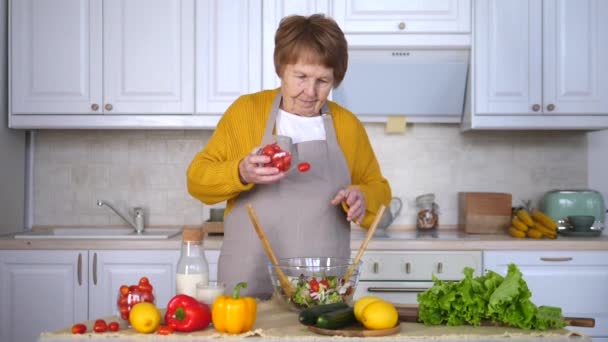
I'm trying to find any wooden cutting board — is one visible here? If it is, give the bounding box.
[307,322,401,337]
[395,304,595,328]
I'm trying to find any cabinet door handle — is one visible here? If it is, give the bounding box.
[104,103,113,111]
[93,252,98,286]
[398,22,406,30]
[368,287,428,293]
[532,104,541,112]
[77,253,82,286]
[373,262,379,274]
[437,262,443,274]
[405,262,411,274]
[540,257,573,262]
[546,104,556,111]
[91,103,99,111]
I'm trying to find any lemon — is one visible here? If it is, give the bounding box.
[360,300,398,330]
[129,302,161,333]
[353,296,383,322]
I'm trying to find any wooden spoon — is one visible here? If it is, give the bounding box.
[343,204,387,283]
[246,204,294,297]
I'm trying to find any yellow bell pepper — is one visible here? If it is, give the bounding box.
[212,282,257,334]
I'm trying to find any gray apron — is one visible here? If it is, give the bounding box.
[218,93,352,298]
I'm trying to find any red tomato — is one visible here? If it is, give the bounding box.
[119,285,129,296]
[93,319,107,333]
[140,291,155,303]
[320,279,330,288]
[71,324,86,334]
[271,151,287,162]
[138,277,149,285]
[271,143,281,152]
[108,322,119,332]
[261,145,276,157]
[138,283,153,293]
[297,162,311,172]
[157,325,174,335]
[309,278,320,293]
[128,285,138,292]
[274,160,286,172]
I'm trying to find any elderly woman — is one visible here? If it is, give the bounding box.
[187,14,391,297]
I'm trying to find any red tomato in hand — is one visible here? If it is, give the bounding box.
[297,162,311,172]
[108,322,120,332]
[71,324,87,334]
[261,145,275,157]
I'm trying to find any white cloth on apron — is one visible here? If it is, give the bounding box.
[218,93,352,298]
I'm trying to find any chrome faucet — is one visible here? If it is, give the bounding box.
[97,200,145,234]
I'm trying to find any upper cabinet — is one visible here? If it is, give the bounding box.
[196,0,262,113]
[333,0,471,47]
[465,0,608,130]
[262,0,331,89]
[9,0,263,129]
[11,0,194,116]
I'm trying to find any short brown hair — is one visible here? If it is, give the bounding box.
[274,14,348,87]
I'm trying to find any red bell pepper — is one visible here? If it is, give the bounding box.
[164,294,211,332]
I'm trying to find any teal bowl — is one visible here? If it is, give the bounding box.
[567,215,595,232]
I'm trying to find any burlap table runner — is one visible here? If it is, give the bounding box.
[39,297,588,342]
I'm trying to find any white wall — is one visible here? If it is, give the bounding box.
[0,0,26,234]
[588,129,608,202]
[32,125,588,228]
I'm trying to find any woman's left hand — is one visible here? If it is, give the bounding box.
[331,186,366,225]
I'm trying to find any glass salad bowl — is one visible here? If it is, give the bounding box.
[268,257,361,312]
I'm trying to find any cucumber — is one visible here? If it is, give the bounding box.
[298,302,349,326]
[315,307,356,330]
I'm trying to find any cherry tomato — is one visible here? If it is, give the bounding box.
[93,319,107,333]
[128,285,138,292]
[271,143,281,152]
[138,277,149,285]
[261,145,276,157]
[297,162,311,172]
[71,324,87,334]
[157,325,174,335]
[274,160,285,172]
[320,279,330,288]
[138,283,153,293]
[119,285,129,296]
[309,278,320,293]
[140,291,155,303]
[108,322,119,332]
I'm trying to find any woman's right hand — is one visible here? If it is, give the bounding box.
[238,148,286,185]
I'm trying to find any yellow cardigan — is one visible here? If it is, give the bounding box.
[187,89,391,228]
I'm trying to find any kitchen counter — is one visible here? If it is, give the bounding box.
[1,227,606,251]
[38,298,589,342]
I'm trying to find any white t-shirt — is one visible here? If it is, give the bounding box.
[276,109,326,144]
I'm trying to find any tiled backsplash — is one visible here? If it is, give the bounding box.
[34,124,587,227]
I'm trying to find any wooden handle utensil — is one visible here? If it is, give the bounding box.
[343,204,387,283]
[246,204,294,297]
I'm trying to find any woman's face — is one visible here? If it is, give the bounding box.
[279,61,334,117]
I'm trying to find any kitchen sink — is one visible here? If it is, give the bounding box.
[14,227,182,240]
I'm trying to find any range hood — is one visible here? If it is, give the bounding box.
[332,49,469,123]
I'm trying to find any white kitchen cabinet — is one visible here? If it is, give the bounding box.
[353,251,482,305]
[10,0,195,126]
[0,250,88,342]
[333,0,470,34]
[262,0,331,89]
[196,0,263,114]
[484,250,608,339]
[333,0,471,47]
[0,249,219,342]
[466,0,608,130]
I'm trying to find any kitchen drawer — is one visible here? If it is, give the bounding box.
[484,251,608,338]
[355,251,482,281]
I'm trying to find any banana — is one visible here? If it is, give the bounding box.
[509,227,526,238]
[526,229,543,239]
[511,217,529,232]
[531,210,558,231]
[517,209,535,227]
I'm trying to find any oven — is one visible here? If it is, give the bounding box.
[352,251,482,305]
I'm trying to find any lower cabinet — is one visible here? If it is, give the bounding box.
[483,251,608,340]
[0,249,220,342]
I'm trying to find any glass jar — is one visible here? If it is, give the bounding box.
[415,193,439,230]
[176,228,209,298]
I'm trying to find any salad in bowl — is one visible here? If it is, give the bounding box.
[268,257,361,312]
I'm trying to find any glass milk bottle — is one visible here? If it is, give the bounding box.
[176,228,209,298]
